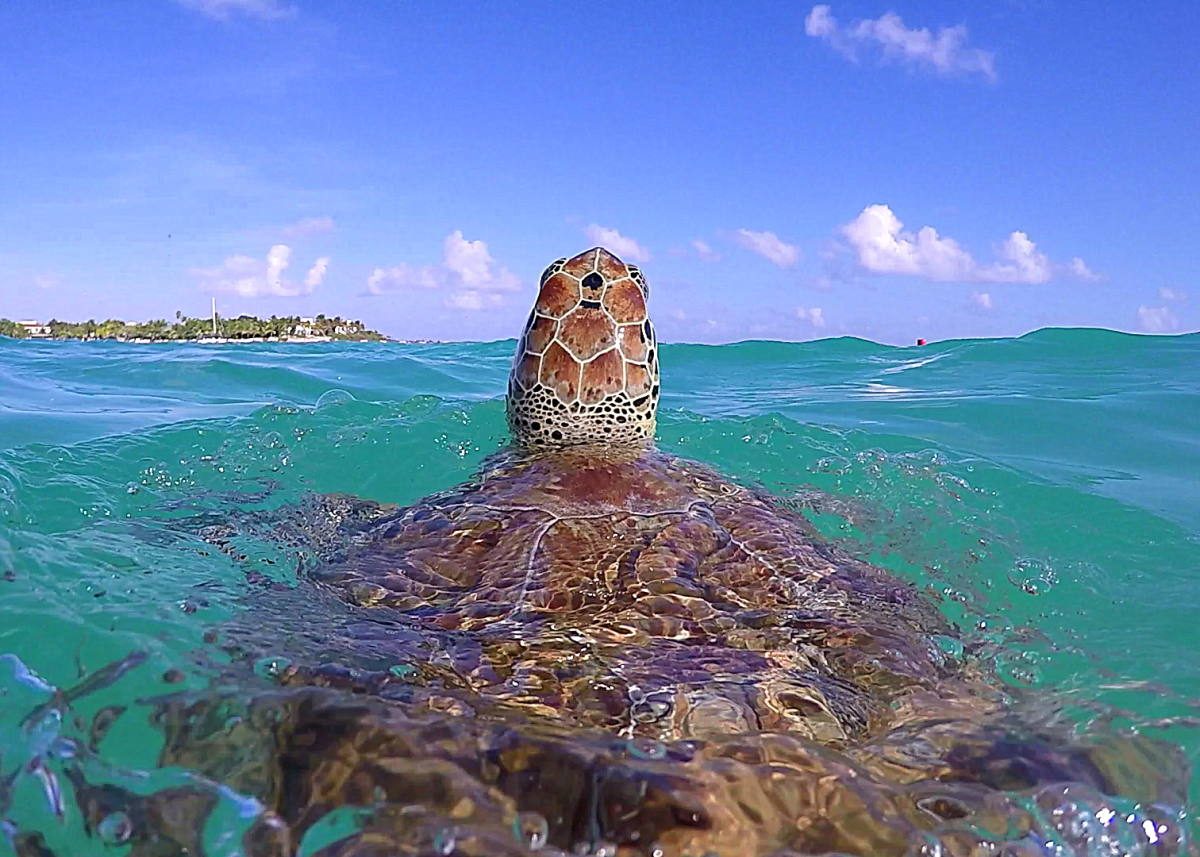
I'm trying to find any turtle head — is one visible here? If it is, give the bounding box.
[507,247,660,448]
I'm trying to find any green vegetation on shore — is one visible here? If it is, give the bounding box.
[0,314,386,342]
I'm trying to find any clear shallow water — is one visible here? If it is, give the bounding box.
[0,329,1197,855]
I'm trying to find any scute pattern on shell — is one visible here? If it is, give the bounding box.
[508,247,660,448]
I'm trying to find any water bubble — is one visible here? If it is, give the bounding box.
[315,389,355,410]
[253,656,292,680]
[388,663,417,680]
[623,738,668,760]
[513,811,549,851]
[1131,803,1185,851]
[97,811,133,844]
[1009,557,1057,596]
[932,634,963,659]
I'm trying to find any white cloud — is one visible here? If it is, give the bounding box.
[264,244,289,293]
[1159,287,1187,303]
[841,204,1071,285]
[583,224,651,262]
[33,273,60,290]
[280,216,335,239]
[304,257,330,289]
[796,306,826,328]
[1069,257,1100,281]
[443,231,518,290]
[691,239,721,262]
[735,228,800,267]
[366,231,519,310]
[804,5,838,38]
[842,205,973,280]
[986,231,1051,284]
[192,243,325,297]
[971,291,993,311]
[805,5,996,82]
[176,0,295,20]
[1137,305,1179,333]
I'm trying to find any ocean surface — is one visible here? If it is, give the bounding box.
[0,329,1197,855]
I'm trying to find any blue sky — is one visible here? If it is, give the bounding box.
[0,1,1196,343]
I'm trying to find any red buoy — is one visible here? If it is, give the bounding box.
[916,338,927,346]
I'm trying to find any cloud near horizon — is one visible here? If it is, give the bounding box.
[735,228,800,267]
[1137,305,1179,333]
[192,244,329,297]
[583,224,650,263]
[805,5,996,82]
[366,231,519,310]
[841,204,1093,285]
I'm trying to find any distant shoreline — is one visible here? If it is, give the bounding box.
[0,336,393,344]
[1,314,392,343]
[0,334,455,345]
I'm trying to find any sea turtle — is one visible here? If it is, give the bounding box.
[52,249,1190,856]
[287,245,956,747]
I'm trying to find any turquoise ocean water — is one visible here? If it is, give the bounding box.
[0,329,1197,854]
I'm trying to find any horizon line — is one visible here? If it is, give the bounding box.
[4,324,1196,349]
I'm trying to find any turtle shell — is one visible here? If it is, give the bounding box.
[126,447,1190,857]
[307,446,951,745]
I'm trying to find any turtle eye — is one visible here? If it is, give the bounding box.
[540,258,567,286]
